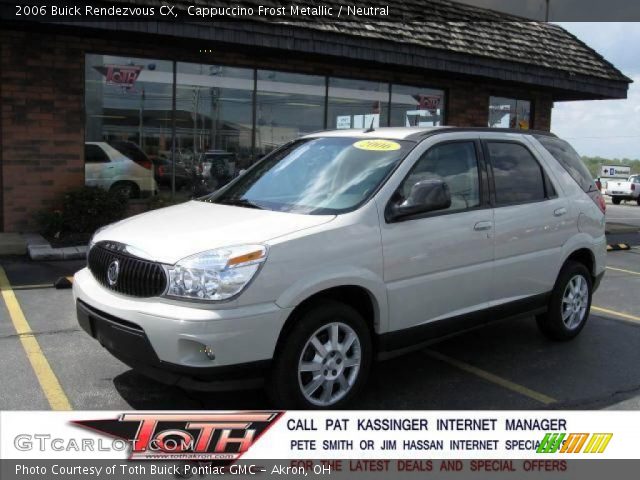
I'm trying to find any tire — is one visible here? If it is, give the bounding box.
[636,198,640,206]
[110,181,140,199]
[612,197,621,205]
[267,300,372,409]
[536,261,592,341]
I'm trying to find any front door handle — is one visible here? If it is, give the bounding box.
[474,221,493,231]
[554,207,567,217]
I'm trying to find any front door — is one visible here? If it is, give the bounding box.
[379,139,494,334]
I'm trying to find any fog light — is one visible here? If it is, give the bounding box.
[202,345,216,360]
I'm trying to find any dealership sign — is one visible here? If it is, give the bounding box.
[4,411,640,461]
[417,94,442,111]
[93,64,143,87]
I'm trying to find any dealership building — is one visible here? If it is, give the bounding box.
[0,0,630,232]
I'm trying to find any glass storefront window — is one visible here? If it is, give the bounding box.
[390,85,445,127]
[176,63,254,195]
[328,78,389,130]
[85,54,456,207]
[488,96,531,130]
[85,54,173,198]
[255,70,325,157]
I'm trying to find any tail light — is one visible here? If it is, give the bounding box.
[140,159,152,170]
[594,192,606,214]
[595,180,602,191]
[632,183,636,191]
[158,166,165,176]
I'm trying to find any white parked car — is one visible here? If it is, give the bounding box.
[85,141,158,198]
[74,127,606,408]
[604,175,640,205]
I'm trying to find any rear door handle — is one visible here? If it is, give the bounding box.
[554,207,567,217]
[473,221,493,231]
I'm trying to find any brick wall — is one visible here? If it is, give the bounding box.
[1,29,85,232]
[0,26,555,232]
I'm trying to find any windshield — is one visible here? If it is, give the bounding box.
[201,137,414,214]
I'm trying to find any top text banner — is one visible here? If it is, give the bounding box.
[2,0,640,22]
[1,411,639,460]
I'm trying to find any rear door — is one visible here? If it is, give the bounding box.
[379,136,494,334]
[484,138,572,306]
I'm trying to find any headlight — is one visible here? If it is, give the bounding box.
[166,245,267,301]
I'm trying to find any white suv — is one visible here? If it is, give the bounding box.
[85,142,157,198]
[74,128,607,408]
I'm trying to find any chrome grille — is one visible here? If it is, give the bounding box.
[87,242,166,298]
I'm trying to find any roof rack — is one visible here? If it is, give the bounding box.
[406,127,558,141]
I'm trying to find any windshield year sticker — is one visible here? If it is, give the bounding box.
[353,139,401,151]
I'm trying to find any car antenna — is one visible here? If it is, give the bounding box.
[364,117,376,133]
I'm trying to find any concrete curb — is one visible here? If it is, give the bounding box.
[25,233,88,261]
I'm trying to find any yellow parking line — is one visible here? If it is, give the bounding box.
[592,306,640,323]
[424,349,556,405]
[606,266,640,276]
[0,266,72,410]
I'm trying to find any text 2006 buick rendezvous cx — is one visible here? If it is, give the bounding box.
[74,127,606,408]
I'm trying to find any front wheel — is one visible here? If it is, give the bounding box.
[536,261,592,341]
[267,300,372,409]
[636,197,640,206]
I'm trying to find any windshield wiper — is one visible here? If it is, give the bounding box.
[218,198,264,210]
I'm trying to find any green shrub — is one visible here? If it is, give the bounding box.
[37,186,129,237]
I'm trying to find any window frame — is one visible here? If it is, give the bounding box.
[487,96,534,130]
[482,139,554,208]
[385,139,490,223]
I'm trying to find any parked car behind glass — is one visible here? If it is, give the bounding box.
[151,158,192,190]
[84,142,157,198]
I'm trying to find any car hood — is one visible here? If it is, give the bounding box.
[93,200,336,264]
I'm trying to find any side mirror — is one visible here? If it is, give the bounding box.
[386,179,452,221]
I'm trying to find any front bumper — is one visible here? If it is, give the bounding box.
[73,267,291,391]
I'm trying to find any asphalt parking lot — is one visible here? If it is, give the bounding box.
[1,201,640,411]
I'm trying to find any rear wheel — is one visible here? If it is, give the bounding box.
[636,198,640,206]
[612,197,621,205]
[267,300,372,409]
[536,261,592,341]
[110,181,140,199]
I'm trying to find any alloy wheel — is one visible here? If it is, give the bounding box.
[561,274,589,329]
[297,322,362,407]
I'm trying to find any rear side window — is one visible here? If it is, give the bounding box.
[535,135,595,193]
[110,141,149,168]
[85,145,109,164]
[487,142,545,206]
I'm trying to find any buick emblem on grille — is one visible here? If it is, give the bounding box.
[107,260,120,286]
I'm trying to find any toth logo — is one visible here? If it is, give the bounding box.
[107,260,120,286]
[73,412,282,461]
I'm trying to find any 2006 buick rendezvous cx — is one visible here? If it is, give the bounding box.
[74,127,606,408]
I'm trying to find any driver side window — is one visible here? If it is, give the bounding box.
[398,141,480,213]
